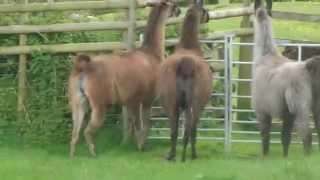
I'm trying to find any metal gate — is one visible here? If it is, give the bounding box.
[149,35,320,152]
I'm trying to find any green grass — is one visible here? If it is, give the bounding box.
[1,142,320,180]
[206,2,320,42]
[1,126,320,180]
[273,2,320,15]
[210,2,320,15]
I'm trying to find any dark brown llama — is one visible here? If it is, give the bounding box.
[158,0,212,162]
[306,56,320,151]
[252,0,320,157]
[282,46,320,61]
[68,0,180,157]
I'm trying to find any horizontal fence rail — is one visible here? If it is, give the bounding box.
[209,6,253,20]
[0,0,145,13]
[0,7,254,35]
[0,42,126,55]
[0,21,131,34]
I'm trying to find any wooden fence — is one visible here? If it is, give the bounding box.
[2,0,319,141]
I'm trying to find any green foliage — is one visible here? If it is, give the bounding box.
[21,53,71,145]
[0,10,123,145]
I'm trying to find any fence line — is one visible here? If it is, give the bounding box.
[0,42,125,55]
[0,29,255,55]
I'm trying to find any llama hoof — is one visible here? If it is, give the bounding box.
[70,153,75,159]
[137,142,148,152]
[89,151,97,157]
[304,150,311,156]
[166,154,176,161]
[137,145,145,152]
[88,145,97,157]
[191,154,198,160]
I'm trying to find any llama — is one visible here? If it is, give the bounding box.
[158,0,212,161]
[252,0,320,157]
[68,0,180,157]
[306,56,320,151]
[282,46,320,61]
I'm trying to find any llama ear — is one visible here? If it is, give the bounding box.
[209,65,215,73]
[306,59,314,74]
[254,0,263,11]
[69,53,77,64]
[144,0,164,6]
[266,0,273,17]
[194,0,203,7]
[306,56,320,74]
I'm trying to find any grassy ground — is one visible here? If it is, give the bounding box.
[1,126,320,180]
[1,141,320,180]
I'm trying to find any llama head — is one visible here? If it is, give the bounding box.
[306,56,320,76]
[145,0,181,18]
[166,0,181,18]
[282,46,298,60]
[254,0,272,17]
[186,0,209,24]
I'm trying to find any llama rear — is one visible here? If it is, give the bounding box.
[176,57,196,110]
[159,0,213,161]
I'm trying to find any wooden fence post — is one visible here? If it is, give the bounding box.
[237,0,253,122]
[122,0,136,144]
[17,0,29,121]
[17,34,27,120]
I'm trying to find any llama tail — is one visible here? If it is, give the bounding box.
[254,0,277,61]
[176,57,195,109]
[73,54,91,72]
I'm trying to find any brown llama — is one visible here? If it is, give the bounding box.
[252,0,320,157]
[158,0,212,162]
[68,0,180,157]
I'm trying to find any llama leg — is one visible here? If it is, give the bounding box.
[166,107,180,161]
[122,105,134,144]
[296,112,312,155]
[314,113,320,150]
[258,113,271,157]
[181,108,192,162]
[70,100,86,158]
[191,106,200,160]
[84,106,105,157]
[190,122,198,160]
[139,104,152,151]
[127,103,142,150]
[281,113,294,158]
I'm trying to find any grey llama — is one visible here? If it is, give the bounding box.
[252,0,320,157]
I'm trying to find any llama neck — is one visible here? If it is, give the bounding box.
[141,6,168,61]
[254,8,278,62]
[178,12,202,53]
